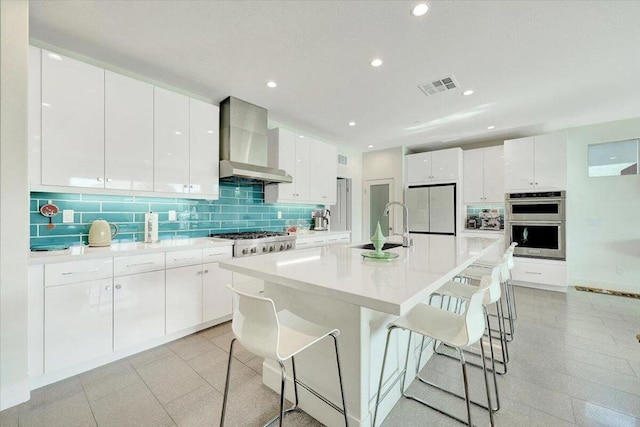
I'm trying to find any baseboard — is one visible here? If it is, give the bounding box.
[0,379,30,411]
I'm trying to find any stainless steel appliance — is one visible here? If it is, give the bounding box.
[219,97,293,184]
[405,184,456,235]
[506,191,566,260]
[312,209,331,231]
[211,231,296,257]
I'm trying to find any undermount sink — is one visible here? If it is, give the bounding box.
[352,243,404,250]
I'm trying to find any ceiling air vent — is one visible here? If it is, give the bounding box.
[338,154,348,166]
[418,76,458,96]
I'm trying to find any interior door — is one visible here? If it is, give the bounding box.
[364,178,394,238]
[329,178,351,232]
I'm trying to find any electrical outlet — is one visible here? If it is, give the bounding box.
[168,210,177,221]
[277,211,282,219]
[616,267,625,276]
[62,210,74,223]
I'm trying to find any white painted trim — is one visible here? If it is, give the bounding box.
[30,183,219,201]
[0,379,30,411]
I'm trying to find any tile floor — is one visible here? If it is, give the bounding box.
[0,286,639,426]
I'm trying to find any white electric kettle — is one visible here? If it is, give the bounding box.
[88,219,118,247]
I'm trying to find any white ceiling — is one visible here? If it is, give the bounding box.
[29,1,640,152]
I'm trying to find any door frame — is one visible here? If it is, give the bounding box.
[363,178,395,238]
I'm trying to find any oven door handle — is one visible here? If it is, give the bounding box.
[508,220,564,225]
[507,198,564,203]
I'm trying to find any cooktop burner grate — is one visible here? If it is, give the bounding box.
[211,231,288,240]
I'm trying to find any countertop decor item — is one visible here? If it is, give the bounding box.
[361,251,400,260]
[363,221,398,260]
[88,219,118,247]
[370,221,386,253]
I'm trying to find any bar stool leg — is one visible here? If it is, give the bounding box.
[373,327,396,427]
[484,309,500,410]
[277,361,287,427]
[331,333,349,426]
[220,338,237,427]
[478,335,495,427]
[290,356,300,410]
[458,348,473,427]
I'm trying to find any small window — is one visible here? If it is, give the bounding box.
[588,138,639,177]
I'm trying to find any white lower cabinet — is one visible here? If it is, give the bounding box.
[166,264,203,334]
[44,278,113,372]
[113,270,165,352]
[202,262,233,322]
[296,232,351,249]
[511,257,567,289]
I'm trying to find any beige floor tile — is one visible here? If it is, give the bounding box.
[135,354,206,404]
[80,360,142,402]
[18,392,95,427]
[571,398,640,427]
[222,375,282,427]
[244,356,265,375]
[564,359,640,397]
[163,384,223,427]
[561,345,636,375]
[167,334,218,361]
[210,331,258,363]
[530,408,577,427]
[126,345,174,369]
[89,382,174,427]
[186,346,258,393]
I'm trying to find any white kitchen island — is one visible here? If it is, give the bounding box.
[219,234,500,427]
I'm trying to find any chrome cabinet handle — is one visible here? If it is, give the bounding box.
[97,177,103,182]
[62,269,100,275]
[105,285,112,291]
[115,284,122,289]
[525,271,542,275]
[106,178,112,182]
[203,269,209,274]
[172,257,196,262]
[125,261,155,268]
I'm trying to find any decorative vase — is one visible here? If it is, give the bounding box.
[370,221,386,253]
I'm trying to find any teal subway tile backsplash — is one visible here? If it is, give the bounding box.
[30,182,322,247]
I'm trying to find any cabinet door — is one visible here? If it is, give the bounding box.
[41,50,105,188]
[431,148,460,182]
[29,46,42,187]
[504,137,535,192]
[105,71,154,191]
[308,139,325,202]
[154,87,189,193]
[533,133,567,190]
[322,142,338,204]
[189,99,219,198]
[28,265,44,377]
[294,134,311,200]
[406,152,431,184]
[113,270,165,352]
[202,262,233,323]
[271,128,297,201]
[482,145,505,203]
[44,278,113,372]
[166,264,203,334]
[463,148,484,203]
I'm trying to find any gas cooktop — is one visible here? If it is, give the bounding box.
[211,231,288,240]
[211,231,296,257]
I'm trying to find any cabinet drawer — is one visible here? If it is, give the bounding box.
[296,239,312,249]
[202,246,233,262]
[114,253,165,276]
[45,258,113,287]
[166,249,202,268]
[512,259,566,286]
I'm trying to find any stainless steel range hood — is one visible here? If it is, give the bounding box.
[219,96,292,184]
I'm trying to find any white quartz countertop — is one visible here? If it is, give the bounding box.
[220,234,500,315]
[293,230,351,238]
[460,228,505,235]
[29,237,234,264]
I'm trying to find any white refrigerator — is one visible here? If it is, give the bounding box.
[405,184,456,235]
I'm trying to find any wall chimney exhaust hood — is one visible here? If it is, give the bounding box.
[219,96,292,184]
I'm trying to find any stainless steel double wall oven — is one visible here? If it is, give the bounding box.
[505,191,566,260]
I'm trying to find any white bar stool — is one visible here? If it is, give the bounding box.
[431,258,509,413]
[373,277,495,427]
[220,285,348,427]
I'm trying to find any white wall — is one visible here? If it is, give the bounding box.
[0,0,30,410]
[362,147,405,239]
[336,144,363,243]
[567,117,640,293]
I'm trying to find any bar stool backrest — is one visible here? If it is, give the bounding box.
[227,285,281,360]
[465,276,492,345]
[483,262,503,305]
[505,243,517,270]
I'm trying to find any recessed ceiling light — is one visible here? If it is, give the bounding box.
[174,131,182,135]
[370,58,383,67]
[609,156,618,160]
[207,130,214,134]
[41,102,50,107]
[368,145,374,148]
[47,53,62,61]
[348,121,356,127]
[267,81,277,88]
[462,90,474,96]
[487,125,495,130]
[411,3,429,16]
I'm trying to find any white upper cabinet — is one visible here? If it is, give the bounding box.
[463,145,504,203]
[28,46,42,187]
[154,87,190,193]
[504,133,566,192]
[41,49,105,188]
[309,138,338,204]
[105,71,154,191]
[189,99,219,198]
[265,128,313,203]
[406,148,461,185]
